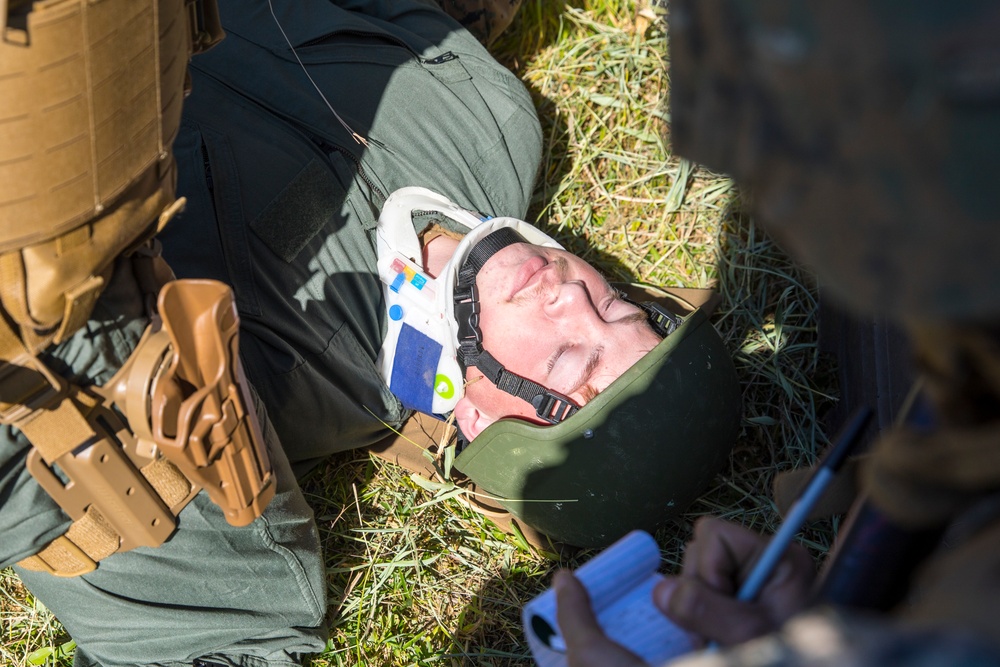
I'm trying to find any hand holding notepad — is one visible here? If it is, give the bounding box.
[522,408,872,665]
[522,530,695,667]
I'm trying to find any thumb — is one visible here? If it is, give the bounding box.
[553,570,648,667]
[656,577,778,646]
[554,570,603,637]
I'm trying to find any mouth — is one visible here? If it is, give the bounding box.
[509,255,547,300]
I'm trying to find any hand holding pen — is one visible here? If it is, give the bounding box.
[553,407,872,663]
[655,407,872,648]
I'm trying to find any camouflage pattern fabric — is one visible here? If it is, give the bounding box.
[664,609,1000,667]
[434,0,523,45]
[867,320,1000,529]
[669,1,1000,664]
[669,0,1000,322]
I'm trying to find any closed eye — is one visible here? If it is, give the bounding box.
[546,343,571,374]
[601,287,630,321]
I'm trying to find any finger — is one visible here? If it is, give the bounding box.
[553,571,648,667]
[752,547,816,621]
[553,570,603,637]
[689,517,773,593]
[656,576,779,646]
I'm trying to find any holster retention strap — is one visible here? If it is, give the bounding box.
[3,279,274,577]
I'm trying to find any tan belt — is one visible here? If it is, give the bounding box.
[1,279,275,577]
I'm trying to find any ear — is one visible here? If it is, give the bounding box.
[453,395,496,441]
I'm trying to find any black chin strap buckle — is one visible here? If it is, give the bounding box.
[531,391,579,424]
[454,282,482,367]
[638,300,682,337]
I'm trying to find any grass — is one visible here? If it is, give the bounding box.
[1,1,839,665]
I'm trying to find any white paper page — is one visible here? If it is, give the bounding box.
[523,531,694,667]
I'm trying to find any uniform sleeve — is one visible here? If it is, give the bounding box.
[663,608,1000,667]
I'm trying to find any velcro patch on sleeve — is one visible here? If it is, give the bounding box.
[250,158,343,263]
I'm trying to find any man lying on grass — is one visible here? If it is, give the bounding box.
[156,0,742,551]
[4,1,738,665]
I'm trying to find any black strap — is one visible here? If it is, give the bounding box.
[475,350,579,423]
[453,226,580,423]
[627,298,682,337]
[457,227,527,286]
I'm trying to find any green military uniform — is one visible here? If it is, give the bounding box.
[160,0,540,475]
[3,0,541,665]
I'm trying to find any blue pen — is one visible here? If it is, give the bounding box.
[736,406,873,602]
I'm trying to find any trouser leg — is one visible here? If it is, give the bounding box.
[15,398,327,667]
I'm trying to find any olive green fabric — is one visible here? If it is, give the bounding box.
[454,309,741,548]
[2,0,541,664]
[4,258,328,667]
[160,0,541,476]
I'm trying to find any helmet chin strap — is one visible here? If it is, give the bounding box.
[453,228,581,425]
[451,228,686,431]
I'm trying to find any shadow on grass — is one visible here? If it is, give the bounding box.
[678,194,841,554]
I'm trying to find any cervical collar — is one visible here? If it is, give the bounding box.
[375,187,562,416]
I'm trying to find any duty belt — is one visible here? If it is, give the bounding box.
[0,273,275,577]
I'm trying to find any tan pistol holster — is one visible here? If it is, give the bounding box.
[1,0,274,577]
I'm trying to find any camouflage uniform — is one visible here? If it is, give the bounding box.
[669,0,1000,664]
[435,0,523,45]
[668,610,1000,667]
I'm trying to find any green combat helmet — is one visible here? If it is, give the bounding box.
[453,284,741,548]
[375,188,741,548]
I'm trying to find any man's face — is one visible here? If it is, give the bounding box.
[454,242,661,436]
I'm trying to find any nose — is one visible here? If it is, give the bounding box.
[542,281,601,322]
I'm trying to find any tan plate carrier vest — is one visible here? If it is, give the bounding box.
[0,0,275,576]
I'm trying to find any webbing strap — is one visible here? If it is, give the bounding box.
[475,350,578,423]
[53,275,106,346]
[17,511,109,577]
[142,456,193,509]
[17,395,97,464]
[17,455,192,577]
[0,310,193,577]
[457,227,526,286]
[453,226,581,423]
[0,253,33,339]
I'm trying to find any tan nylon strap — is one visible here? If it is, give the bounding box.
[0,253,57,356]
[141,456,192,508]
[0,294,29,364]
[18,506,116,576]
[0,314,189,576]
[0,252,33,334]
[16,394,98,464]
[17,457,192,577]
[62,506,119,562]
[53,274,106,346]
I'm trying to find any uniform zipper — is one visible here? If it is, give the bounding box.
[311,135,387,202]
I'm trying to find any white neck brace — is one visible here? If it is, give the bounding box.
[374,187,562,416]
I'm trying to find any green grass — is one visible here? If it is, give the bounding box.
[1,1,839,665]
